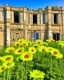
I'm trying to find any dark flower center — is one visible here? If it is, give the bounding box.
[31,50,34,52]
[54,51,58,54]
[24,43,26,45]
[18,50,22,53]
[16,44,20,46]
[9,50,13,52]
[38,42,40,44]
[6,57,11,60]
[24,54,29,58]
[42,48,45,51]
[1,67,4,70]
[34,46,37,48]
[7,62,11,66]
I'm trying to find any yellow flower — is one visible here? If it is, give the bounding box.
[42,42,48,46]
[29,70,45,79]
[5,47,15,53]
[50,49,60,56]
[3,61,15,68]
[20,51,33,61]
[34,39,43,45]
[0,65,7,73]
[55,53,63,59]
[14,47,24,55]
[51,39,55,42]
[33,43,39,49]
[14,41,21,47]
[39,46,48,53]
[28,47,36,54]
[18,38,25,43]
[2,55,14,62]
[21,41,28,47]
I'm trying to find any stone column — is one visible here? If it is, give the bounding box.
[37,14,40,25]
[30,14,33,24]
[6,5,11,46]
[41,14,43,24]
[52,14,54,24]
[61,7,64,40]
[47,6,52,39]
[11,11,14,23]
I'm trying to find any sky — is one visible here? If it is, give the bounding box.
[0,0,64,10]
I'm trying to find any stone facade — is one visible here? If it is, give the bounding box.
[0,4,64,46]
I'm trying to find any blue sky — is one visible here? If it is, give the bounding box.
[0,0,64,10]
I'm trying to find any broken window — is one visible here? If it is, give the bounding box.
[14,11,19,23]
[54,14,58,24]
[33,14,37,24]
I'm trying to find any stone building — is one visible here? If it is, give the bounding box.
[0,4,64,46]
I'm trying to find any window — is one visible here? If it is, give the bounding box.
[14,11,19,23]
[33,14,37,24]
[43,14,45,24]
[54,14,58,24]
[33,32,39,41]
[53,33,60,41]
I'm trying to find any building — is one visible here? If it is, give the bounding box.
[0,4,64,46]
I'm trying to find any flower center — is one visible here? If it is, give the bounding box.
[16,44,20,46]
[42,48,45,51]
[34,46,37,48]
[1,67,4,70]
[24,43,26,45]
[9,50,13,52]
[24,54,29,58]
[6,57,10,60]
[18,50,22,53]
[7,62,11,66]
[54,51,58,54]
[38,42,40,44]
[31,49,34,52]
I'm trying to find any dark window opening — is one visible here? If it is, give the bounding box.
[53,33,60,41]
[33,14,37,24]
[14,11,19,23]
[36,32,39,39]
[54,14,58,24]
[43,14,45,24]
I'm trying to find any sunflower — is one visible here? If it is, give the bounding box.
[3,61,15,68]
[28,47,36,54]
[5,47,15,53]
[33,43,39,49]
[18,38,25,43]
[34,39,43,45]
[55,53,63,59]
[20,51,33,61]
[47,47,54,53]
[50,49,60,56]
[28,41,32,45]
[2,55,14,62]
[39,46,48,53]
[14,47,24,55]
[51,39,55,42]
[29,70,45,79]
[0,65,7,73]
[42,42,48,46]
[21,40,28,47]
[14,41,21,47]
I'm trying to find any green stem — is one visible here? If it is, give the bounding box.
[25,61,27,80]
[21,62,24,80]
[7,68,9,80]
[4,71,6,80]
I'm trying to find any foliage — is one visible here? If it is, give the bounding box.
[0,39,64,80]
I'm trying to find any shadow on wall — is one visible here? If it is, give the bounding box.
[43,23,48,41]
